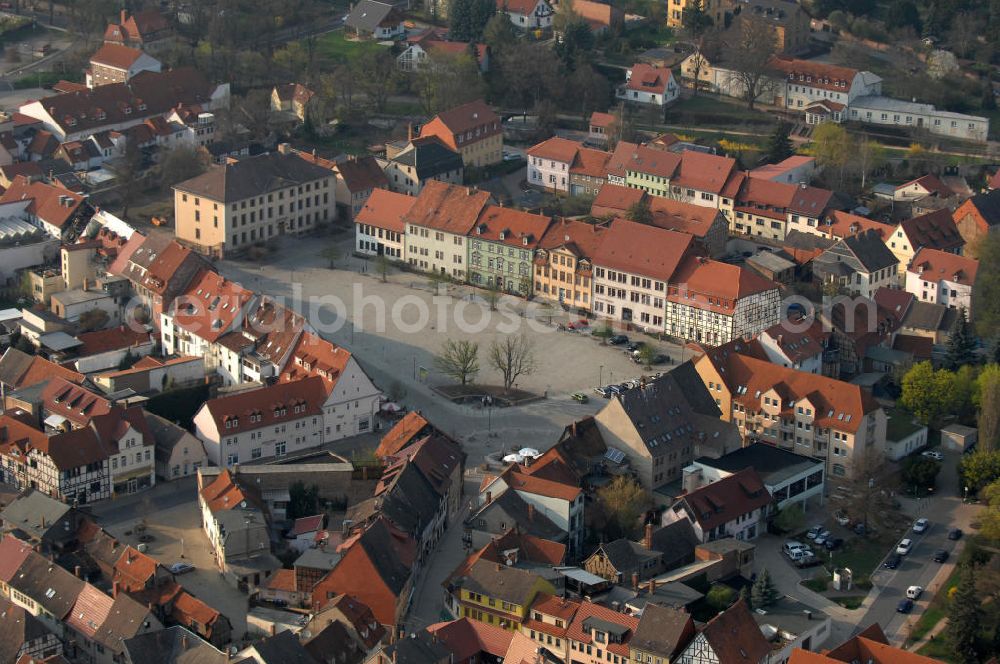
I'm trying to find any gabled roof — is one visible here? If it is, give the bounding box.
[23,68,215,137]
[672,151,737,195]
[592,183,646,214]
[426,617,514,660]
[376,411,432,458]
[0,175,85,230]
[498,464,582,502]
[428,99,499,136]
[467,490,564,540]
[593,218,694,282]
[955,189,1000,230]
[200,470,252,512]
[694,600,770,664]
[0,348,84,390]
[169,269,253,343]
[667,256,778,314]
[401,180,491,234]
[818,210,892,240]
[66,584,115,638]
[567,601,639,656]
[104,9,171,44]
[527,136,583,164]
[824,228,898,272]
[451,530,566,581]
[908,246,978,285]
[630,603,695,659]
[333,155,390,194]
[625,63,674,96]
[536,217,609,263]
[345,0,403,32]
[76,326,153,356]
[41,377,112,426]
[896,208,965,252]
[389,136,463,180]
[454,558,547,606]
[677,469,772,532]
[590,538,660,573]
[643,197,723,239]
[279,332,355,396]
[0,596,53,664]
[89,43,147,70]
[9,548,86,619]
[123,626,227,664]
[897,174,953,198]
[174,152,332,203]
[273,83,315,105]
[199,377,326,435]
[498,0,550,14]
[768,55,861,92]
[472,205,551,249]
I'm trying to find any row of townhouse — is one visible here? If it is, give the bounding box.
[356,181,782,344]
[681,52,989,142]
[0,403,157,504]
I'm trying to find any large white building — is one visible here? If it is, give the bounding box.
[905,247,979,315]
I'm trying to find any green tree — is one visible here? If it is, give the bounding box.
[750,569,779,609]
[978,479,1000,541]
[434,339,481,386]
[596,476,652,540]
[556,20,595,70]
[945,307,978,370]
[488,334,536,393]
[765,122,794,163]
[885,0,921,34]
[812,122,851,186]
[773,503,805,533]
[900,362,957,426]
[976,364,1000,452]
[947,565,981,664]
[287,481,320,520]
[959,450,1000,493]
[483,12,518,58]
[637,345,656,368]
[450,0,495,41]
[682,0,714,36]
[706,584,735,611]
[625,199,652,224]
[902,456,941,490]
[973,233,1000,339]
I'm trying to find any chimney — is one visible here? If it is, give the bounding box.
[527,504,534,520]
[485,491,492,504]
[407,123,413,142]
[648,578,656,596]
[181,634,189,651]
[74,565,81,578]
[631,572,639,590]
[644,524,652,550]
[120,9,126,24]
[112,581,119,598]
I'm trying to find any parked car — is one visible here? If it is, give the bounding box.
[625,341,645,352]
[933,549,949,563]
[912,518,929,533]
[608,385,625,396]
[806,525,823,540]
[824,537,844,551]
[897,599,914,613]
[269,598,288,607]
[783,541,809,557]
[594,386,611,398]
[884,553,902,569]
[814,530,832,545]
[921,450,944,461]
[948,528,964,540]
[795,553,822,568]
[896,539,914,555]
[608,335,629,345]
[907,585,923,599]
[169,562,195,575]
[651,354,669,365]
[571,392,588,403]
[854,522,869,536]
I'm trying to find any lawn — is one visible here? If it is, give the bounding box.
[823,536,892,580]
[833,596,866,609]
[314,30,386,63]
[668,95,777,126]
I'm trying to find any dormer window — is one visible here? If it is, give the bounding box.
[124,106,132,115]
[138,103,147,111]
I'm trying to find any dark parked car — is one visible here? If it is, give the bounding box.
[897,599,914,613]
[625,341,644,352]
[948,528,964,540]
[651,354,669,365]
[609,335,629,345]
[933,549,949,563]
[795,553,822,568]
[883,553,902,569]
[854,523,868,536]
[824,537,844,551]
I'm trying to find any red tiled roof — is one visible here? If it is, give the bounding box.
[696,600,771,664]
[201,376,326,435]
[291,515,325,536]
[172,589,222,630]
[0,176,84,230]
[0,350,84,389]
[66,585,114,638]
[425,40,489,65]
[279,332,354,395]
[76,326,152,356]
[590,112,615,128]
[531,592,580,619]
[645,197,723,239]
[619,144,681,179]
[170,269,253,343]
[473,205,551,249]
[89,43,145,70]
[897,174,953,198]
[897,209,965,252]
[769,55,859,93]
[355,188,416,234]
[668,255,778,314]
[591,183,646,215]
[421,99,500,150]
[113,545,159,591]
[625,63,674,96]
[263,568,298,592]
[41,377,112,427]
[333,155,389,194]
[200,470,251,512]
[536,218,609,262]
[593,218,695,282]
[570,147,611,178]
[819,211,892,241]
[677,468,771,531]
[376,411,431,458]
[761,318,828,364]
[908,246,978,285]
[528,136,583,164]
[672,151,737,194]
[699,351,881,433]
[401,180,491,235]
[0,535,33,583]
[427,617,514,660]
[497,465,582,502]
[567,601,639,656]
[497,0,548,14]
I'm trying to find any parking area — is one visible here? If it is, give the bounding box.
[99,496,251,642]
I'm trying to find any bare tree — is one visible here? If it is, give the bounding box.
[723,19,779,110]
[686,34,721,98]
[488,334,536,393]
[435,340,480,386]
[831,449,896,532]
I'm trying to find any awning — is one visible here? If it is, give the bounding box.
[557,567,607,586]
[44,414,67,429]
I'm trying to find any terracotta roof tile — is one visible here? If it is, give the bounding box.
[170,269,253,343]
[667,255,778,314]
[401,180,491,235]
[355,189,416,234]
[897,209,965,252]
[0,176,85,230]
[376,412,432,458]
[769,55,860,93]
[695,600,770,663]
[200,376,326,435]
[908,246,978,285]
[676,468,771,531]
[279,332,354,395]
[89,43,146,70]
[473,205,551,248]
[527,136,583,163]
[567,601,639,656]
[593,218,695,282]
[76,326,153,356]
[625,63,674,96]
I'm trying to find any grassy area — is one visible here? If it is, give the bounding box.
[802,573,830,593]
[833,596,866,609]
[13,69,80,89]
[314,30,386,63]
[917,636,954,660]
[907,565,964,644]
[824,536,892,579]
[668,95,777,126]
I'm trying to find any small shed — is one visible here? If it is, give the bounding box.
[941,424,977,453]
